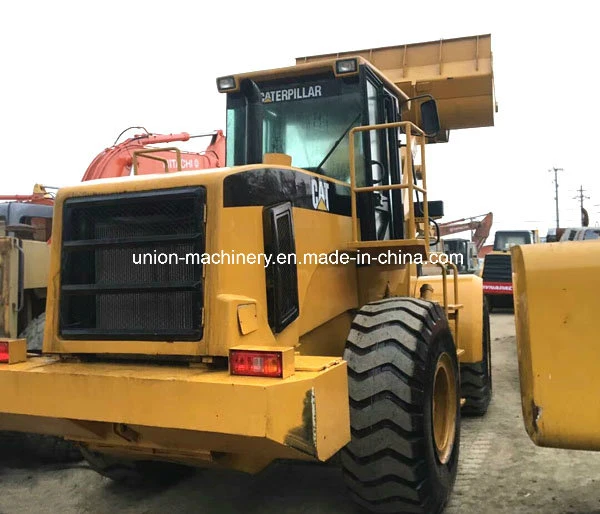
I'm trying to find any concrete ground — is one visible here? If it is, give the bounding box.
[1,312,600,513]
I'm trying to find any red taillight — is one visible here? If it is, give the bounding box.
[230,350,283,378]
[0,339,26,364]
[0,342,9,363]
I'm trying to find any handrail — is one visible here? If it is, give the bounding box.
[434,261,460,344]
[133,147,183,175]
[446,261,460,309]
[436,262,449,316]
[353,184,427,194]
[348,121,430,247]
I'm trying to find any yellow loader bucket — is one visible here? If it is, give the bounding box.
[512,241,600,450]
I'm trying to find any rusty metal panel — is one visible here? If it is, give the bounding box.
[0,237,19,338]
[296,34,496,134]
[22,239,50,289]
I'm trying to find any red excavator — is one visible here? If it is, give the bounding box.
[81,128,225,181]
[2,128,225,232]
[438,212,494,257]
[3,128,225,202]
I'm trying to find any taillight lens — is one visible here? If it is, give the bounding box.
[0,342,9,363]
[230,350,283,378]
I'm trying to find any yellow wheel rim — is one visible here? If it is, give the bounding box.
[432,352,457,464]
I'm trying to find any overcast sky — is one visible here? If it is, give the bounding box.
[2,1,598,238]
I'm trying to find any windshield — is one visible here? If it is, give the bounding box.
[493,232,532,251]
[226,75,365,184]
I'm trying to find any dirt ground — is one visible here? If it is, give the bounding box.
[2,312,600,513]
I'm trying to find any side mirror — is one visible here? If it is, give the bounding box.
[420,99,440,136]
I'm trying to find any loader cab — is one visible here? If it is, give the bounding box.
[220,59,435,242]
[443,238,479,274]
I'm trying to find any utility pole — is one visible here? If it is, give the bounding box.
[549,167,563,230]
[573,185,590,226]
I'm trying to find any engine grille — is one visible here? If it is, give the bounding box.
[59,187,206,340]
[482,253,512,283]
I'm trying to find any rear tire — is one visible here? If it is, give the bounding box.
[342,297,460,514]
[80,446,193,486]
[23,433,82,463]
[485,295,494,313]
[460,302,492,416]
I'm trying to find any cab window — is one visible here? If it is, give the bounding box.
[226,75,365,184]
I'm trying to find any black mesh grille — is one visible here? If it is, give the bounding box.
[482,253,512,282]
[59,187,206,340]
[275,214,296,318]
[263,203,299,333]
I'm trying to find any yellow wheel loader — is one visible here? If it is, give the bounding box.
[0,35,495,513]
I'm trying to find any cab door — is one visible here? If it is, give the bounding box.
[358,69,404,242]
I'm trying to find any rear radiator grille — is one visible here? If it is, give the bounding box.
[482,253,512,283]
[59,187,206,340]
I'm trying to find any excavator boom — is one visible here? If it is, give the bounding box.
[439,212,493,251]
[81,130,225,181]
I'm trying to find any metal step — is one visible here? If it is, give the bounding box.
[447,303,463,320]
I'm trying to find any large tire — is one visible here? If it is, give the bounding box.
[12,312,82,463]
[460,302,492,416]
[80,446,193,486]
[484,294,494,313]
[342,297,460,514]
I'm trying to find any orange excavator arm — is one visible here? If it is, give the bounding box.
[1,130,225,238]
[0,194,52,204]
[0,184,54,205]
[438,212,493,252]
[81,130,225,182]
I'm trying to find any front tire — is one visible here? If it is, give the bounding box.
[342,297,460,514]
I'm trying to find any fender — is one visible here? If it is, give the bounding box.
[414,273,483,363]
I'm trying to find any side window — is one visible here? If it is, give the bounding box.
[0,216,5,237]
[367,81,383,174]
[366,80,389,240]
[225,97,247,167]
